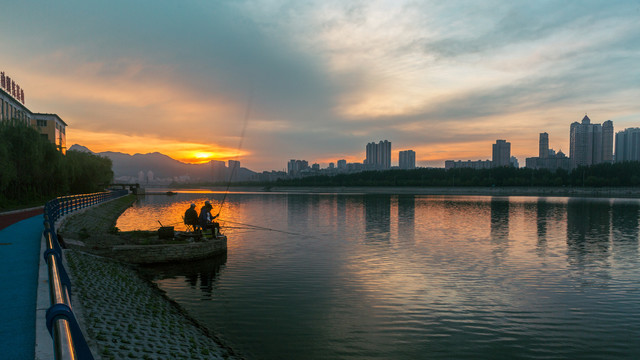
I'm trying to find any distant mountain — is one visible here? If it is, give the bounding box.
[68,144,256,184]
[68,144,93,153]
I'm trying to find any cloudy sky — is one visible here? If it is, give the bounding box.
[2,0,639,171]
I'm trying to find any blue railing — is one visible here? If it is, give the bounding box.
[42,190,128,359]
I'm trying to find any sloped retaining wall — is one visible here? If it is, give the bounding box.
[109,236,227,264]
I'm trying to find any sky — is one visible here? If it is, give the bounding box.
[1,0,639,171]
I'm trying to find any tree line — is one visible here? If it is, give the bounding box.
[0,120,114,210]
[273,162,640,188]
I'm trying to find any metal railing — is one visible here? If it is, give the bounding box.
[42,189,128,360]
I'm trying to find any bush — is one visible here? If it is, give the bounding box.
[0,120,113,210]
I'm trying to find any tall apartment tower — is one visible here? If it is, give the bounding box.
[602,120,614,163]
[615,128,640,162]
[492,140,511,167]
[365,140,391,169]
[399,150,416,169]
[539,133,549,158]
[569,115,613,168]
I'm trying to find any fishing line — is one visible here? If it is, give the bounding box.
[216,89,253,217]
[219,218,319,238]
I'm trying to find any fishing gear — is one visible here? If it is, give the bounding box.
[218,218,319,238]
[216,90,253,217]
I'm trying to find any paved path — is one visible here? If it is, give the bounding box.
[0,214,43,360]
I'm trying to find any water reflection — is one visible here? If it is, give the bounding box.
[611,200,640,262]
[489,197,510,241]
[140,255,227,299]
[119,192,640,360]
[364,195,391,242]
[397,195,415,243]
[566,199,612,284]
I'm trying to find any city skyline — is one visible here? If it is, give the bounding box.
[1,1,639,171]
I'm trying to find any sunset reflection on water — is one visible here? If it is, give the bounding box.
[120,191,640,360]
[116,191,267,234]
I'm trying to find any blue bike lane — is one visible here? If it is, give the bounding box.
[0,214,43,360]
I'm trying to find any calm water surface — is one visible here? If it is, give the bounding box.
[117,192,640,359]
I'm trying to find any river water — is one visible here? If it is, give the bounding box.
[117,191,640,359]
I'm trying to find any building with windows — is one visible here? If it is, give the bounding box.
[569,115,613,168]
[288,159,309,176]
[31,113,67,154]
[539,132,549,158]
[365,140,391,170]
[399,150,416,169]
[525,132,571,171]
[492,139,511,167]
[228,160,241,172]
[615,128,640,162]
[1,71,67,153]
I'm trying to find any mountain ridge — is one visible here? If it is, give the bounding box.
[68,144,255,184]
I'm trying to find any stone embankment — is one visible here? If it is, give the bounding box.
[58,195,239,359]
[66,250,236,359]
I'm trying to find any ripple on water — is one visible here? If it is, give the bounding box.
[128,193,640,360]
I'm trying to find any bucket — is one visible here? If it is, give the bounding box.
[158,226,174,239]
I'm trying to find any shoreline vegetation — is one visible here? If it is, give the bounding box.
[0,121,113,212]
[60,195,240,359]
[168,162,640,198]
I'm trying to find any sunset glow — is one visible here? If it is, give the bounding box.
[2,1,639,171]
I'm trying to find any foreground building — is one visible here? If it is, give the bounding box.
[1,71,67,153]
[31,113,67,154]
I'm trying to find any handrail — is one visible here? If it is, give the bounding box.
[42,189,129,360]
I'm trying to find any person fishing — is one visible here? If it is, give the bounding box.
[184,203,200,232]
[199,200,220,236]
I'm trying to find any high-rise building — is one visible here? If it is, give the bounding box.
[365,140,391,169]
[615,128,640,162]
[228,160,241,173]
[287,159,309,176]
[569,115,613,168]
[210,160,226,182]
[492,140,511,167]
[510,156,519,168]
[337,159,347,170]
[539,133,549,158]
[399,150,416,169]
[525,133,571,171]
[602,120,614,163]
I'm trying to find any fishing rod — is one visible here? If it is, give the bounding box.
[216,90,253,217]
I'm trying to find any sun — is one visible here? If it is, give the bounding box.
[191,152,217,163]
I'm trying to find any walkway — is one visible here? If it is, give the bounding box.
[0,213,43,360]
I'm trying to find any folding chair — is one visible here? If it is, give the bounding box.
[182,216,199,233]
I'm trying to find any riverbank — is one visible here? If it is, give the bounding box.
[65,250,237,359]
[272,186,640,197]
[167,185,640,198]
[58,195,240,359]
